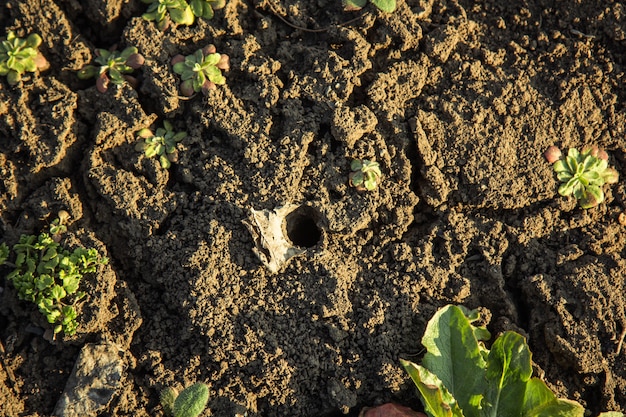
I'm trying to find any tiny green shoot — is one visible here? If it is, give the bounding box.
[349,159,382,191]
[141,0,195,30]
[546,145,619,209]
[171,44,229,96]
[77,46,145,93]
[0,31,49,85]
[343,0,396,13]
[190,0,226,19]
[135,121,187,169]
[160,383,209,417]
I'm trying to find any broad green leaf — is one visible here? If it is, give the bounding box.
[481,331,531,416]
[170,5,195,26]
[370,0,396,12]
[50,284,67,301]
[173,382,209,417]
[421,305,486,417]
[401,359,464,417]
[343,0,367,10]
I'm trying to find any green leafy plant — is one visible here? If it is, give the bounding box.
[5,215,108,338]
[77,46,145,93]
[545,145,619,209]
[0,31,49,85]
[171,44,229,96]
[401,305,624,417]
[190,0,226,19]
[343,0,396,13]
[349,159,382,191]
[141,0,195,30]
[160,382,209,417]
[135,121,187,169]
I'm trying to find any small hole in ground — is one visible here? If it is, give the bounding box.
[285,205,322,248]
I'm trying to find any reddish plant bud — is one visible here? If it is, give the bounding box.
[96,73,109,93]
[126,53,145,69]
[201,80,217,95]
[217,54,230,71]
[123,75,138,89]
[180,80,195,96]
[582,144,599,157]
[598,148,609,161]
[544,145,562,163]
[171,54,185,66]
[34,53,50,71]
[203,44,217,56]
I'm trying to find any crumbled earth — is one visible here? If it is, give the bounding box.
[1,0,626,416]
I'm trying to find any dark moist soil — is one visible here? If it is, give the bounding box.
[1,0,626,416]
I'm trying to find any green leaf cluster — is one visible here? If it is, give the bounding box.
[173,47,228,95]
[142,0,225,29]
[0,242,8,265]
[552,147,619,209]
[160,383,209,417]
[135,121,187,169]
[343,0,396,13]
[190,0,226,20]
[349,159,382,191]
[402,305,623,417]
[77,46,144,93]
[0,31,49,85]
[5,221,108,337]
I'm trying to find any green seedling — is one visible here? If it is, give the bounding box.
[0,242,8,265]
[5,214,108,338]
[161,383,209,417]
[135,121,187,169]
[546,145,619,209]
[190,0,226,19]
[142,0,195,30]
[349,159,382,191]
[401,305,624,417]
[171,44,229,96]
[343,0,396,13]
[0,31,49,85]
[78,46,145,93]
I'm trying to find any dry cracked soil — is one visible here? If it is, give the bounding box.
[1,0,626,416]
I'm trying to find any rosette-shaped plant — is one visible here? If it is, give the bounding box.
[190,0,226,19]
[548,145,619,209]
[349,159,382,191]
[135,121,187,169]
[77,46,144,93]
[0,31,49,85]
[171,44,229,96]
[142,0,195,30]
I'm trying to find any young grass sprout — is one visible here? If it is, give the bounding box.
[78,46,145,93]
[0,31,49,85]
[171,44,229,96]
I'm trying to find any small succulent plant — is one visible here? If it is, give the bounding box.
[349,159,382,191]
[0,31,49,85]
[343,0,396,13]
[142,0,195,30]
[160,383,209,417]
[171,44,229,96]
[78,46,145,93]
[135,121,187,169]
[546,145,619,209]
[190,0,226,19]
